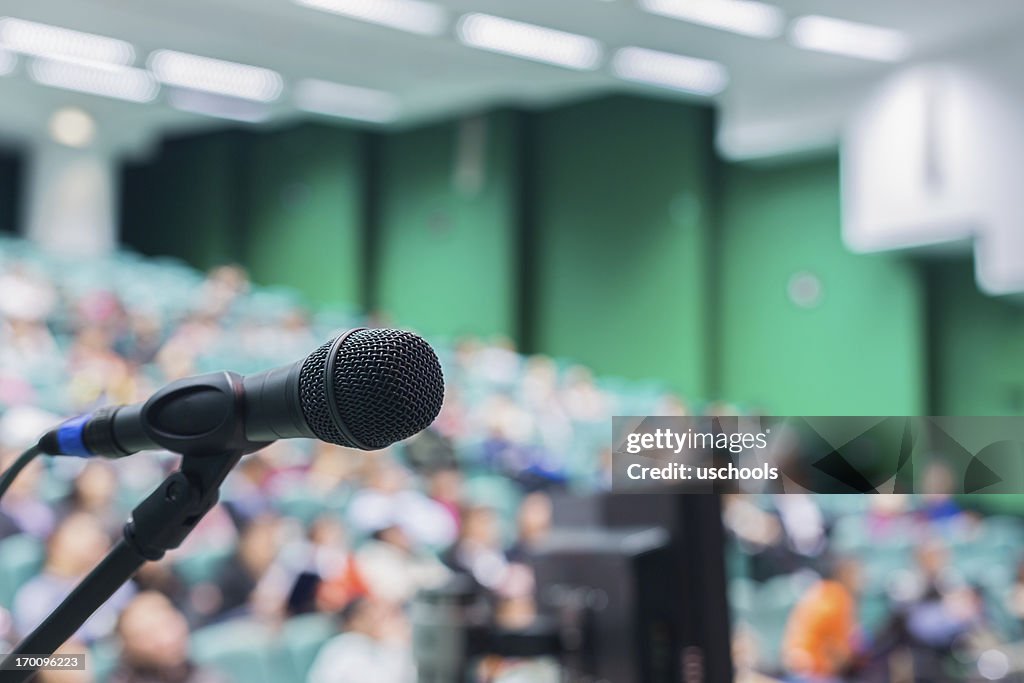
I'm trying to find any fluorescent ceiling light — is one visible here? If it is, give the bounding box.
[167,89,271,123]
[29,58,158,102]
[148,50,283,102]
[294,0,447,36]
[612,47,728,95]
[0,17,134,66]
[790,15,910,62]
[457,13,602,70]
[640,0,784,39]
[295,79,399,123]
[0,47,15,75]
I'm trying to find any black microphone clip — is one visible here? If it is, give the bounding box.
[40,371,271,459]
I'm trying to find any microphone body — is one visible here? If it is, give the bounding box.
[38,328,445,458]
[39,368,302,458]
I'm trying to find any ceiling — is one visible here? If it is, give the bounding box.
[2,0,1024,157]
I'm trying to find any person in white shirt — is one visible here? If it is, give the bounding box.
[307,597,415,683]
[355,524,450,604]
[346,461,456,549]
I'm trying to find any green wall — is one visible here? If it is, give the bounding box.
[120,98,1024,417]
[532,97,714,398]
[122,125,363,307]
[928,258,1024,415]
[717,157,924,414]
[375,112,519,340]
[242,124,363,308]
[0,146,23,235]
[122,131,243,269]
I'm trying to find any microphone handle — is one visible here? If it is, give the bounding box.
[41,371,280,458]
[241,360,314,443]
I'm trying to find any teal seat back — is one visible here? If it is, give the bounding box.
[282,613,336,681]
[0,535,45,609]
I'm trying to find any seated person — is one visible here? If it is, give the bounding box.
[13,513,134,644]
[307,597,414,683]
[109,591,225,683]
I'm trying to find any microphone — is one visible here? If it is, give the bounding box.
[38,327,445,458]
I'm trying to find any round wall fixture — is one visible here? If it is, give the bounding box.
[787,271,823,309]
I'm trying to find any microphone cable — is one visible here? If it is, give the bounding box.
[0,442,42,503]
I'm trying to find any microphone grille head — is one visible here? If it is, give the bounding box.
[298,328,444,450]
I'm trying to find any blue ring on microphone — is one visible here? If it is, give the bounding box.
[56,414,93,457]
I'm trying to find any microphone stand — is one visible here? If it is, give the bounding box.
[0,448,244,683]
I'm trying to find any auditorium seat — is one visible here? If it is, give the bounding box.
[171,547,232,586]
[0,535,44,608]
[281,612,336,681]
[188,615,336,682]
[190,618,292,683]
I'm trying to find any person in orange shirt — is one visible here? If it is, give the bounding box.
[317,552,371,613]
[782,558,862,682]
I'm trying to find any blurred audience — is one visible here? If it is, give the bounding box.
[109,592,223,683]
[346,459,456,549]
[59,461,123,538]
[264,515,365,615]
[209,514,284,621]
[0,496,19,539]
[307,598,414,683]
[1010,559,1024,625]
[13,513,135,644]
[355,524,449,604]
[0,242,628,682]
[506,491,552,564]
[0,450,55,539]
[733,626,782,683]
[442,505,509,593]
[5,240,1020,683]
[782,557,862,682]
[35,643,95,683]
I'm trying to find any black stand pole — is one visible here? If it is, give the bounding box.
[1,449,244,683]
[0,542,145,681]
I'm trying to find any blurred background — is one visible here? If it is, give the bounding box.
[2,0,1024,681]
